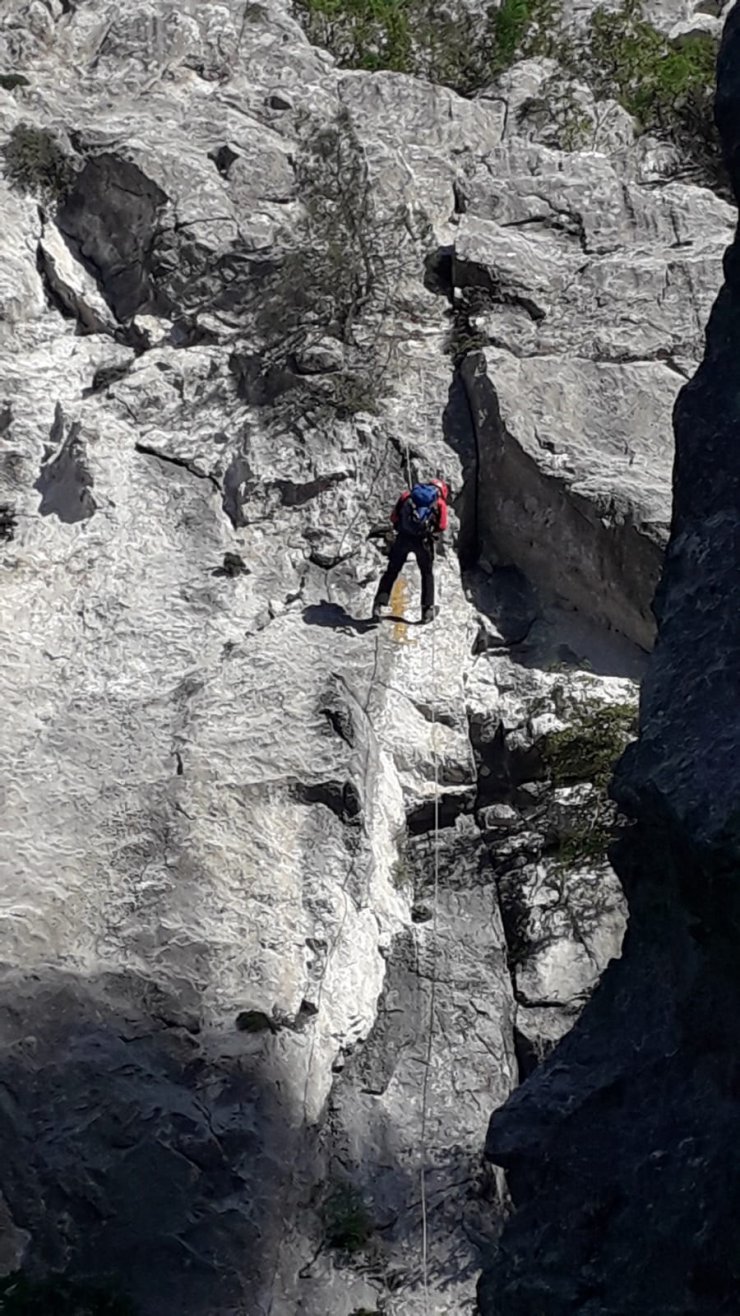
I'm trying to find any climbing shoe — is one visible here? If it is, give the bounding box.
[420,606,438,625]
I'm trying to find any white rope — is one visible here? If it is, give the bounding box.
[417,358,440,1314]
[419,609,440,1314]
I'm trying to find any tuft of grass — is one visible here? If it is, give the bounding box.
[322,1182,374,1253]
[2,123,77,201]
[391,855,413,889]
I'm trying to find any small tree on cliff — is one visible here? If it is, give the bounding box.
[249,106,432,417]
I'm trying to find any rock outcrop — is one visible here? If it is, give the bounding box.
[478,9,740,1315]
[0,0,732,1313]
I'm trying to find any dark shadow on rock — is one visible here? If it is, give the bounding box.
[467,564,649,680]
[0,969,301,1316]
[57,155,167,321]
[466,565,541,647]
[423,244,454,298]
[211,552,249,579]
[320,826,511,1299]
[477,814,740,1314]
[442,371,479,569]
[34,416,96,525]
[302,602,377,634]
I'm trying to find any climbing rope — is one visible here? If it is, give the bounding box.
[419,598,440,1313]
[417,367,441,1315]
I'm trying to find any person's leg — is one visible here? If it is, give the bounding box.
[415,540,436,618]
[372,536,410,616]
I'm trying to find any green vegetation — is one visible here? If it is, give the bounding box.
[255,108,430,419]
[568,0,721,184]
[294,0,498,92]
[490,0,561,71]
[322,1182,374,1253]
[294,0,723,189]
[2,123,77,202]
[540,697,637,868]
[542,700,637,791]
[577,0,716,125]
[553,798,618,867]
[0,74,30,91]
[297,0,413,72]
[0,1274,134,1316]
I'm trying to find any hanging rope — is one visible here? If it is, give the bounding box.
[416,356,441,1314]
[419,604,440,1314]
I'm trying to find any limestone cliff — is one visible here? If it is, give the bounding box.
[478,8,740,1315]
[0,1,732,1313]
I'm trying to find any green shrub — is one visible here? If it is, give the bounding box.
[295,0,724,190]
[2,123,77,201]
[255,108,430,419]
[541,700,637,791]
[391,850,413,889]
[298,0,413,72]
[0,1274,134,1315]
[536,697,637,869]
[257,109,380,352]
[490,0,561,71]
[566,0,723,189]
[552,798,618,867]
[322,1182,374,1253]
[577,0,716,123]
[0,74,30,91]
[295,0,501,92]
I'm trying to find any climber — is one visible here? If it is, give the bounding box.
[371,478,449,624]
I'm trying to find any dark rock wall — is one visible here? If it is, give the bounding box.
[478,18,740,1314]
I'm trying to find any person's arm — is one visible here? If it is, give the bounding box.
[436,499,448,533]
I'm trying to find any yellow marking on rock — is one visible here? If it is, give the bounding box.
[390,576,412,645]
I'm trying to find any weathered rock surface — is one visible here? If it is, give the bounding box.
[477,8,740,1315]
[455,144,734,649]
[0,0,731,1312]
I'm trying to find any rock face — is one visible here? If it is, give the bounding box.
[477,11,740,1316]
[0,0,731,1313]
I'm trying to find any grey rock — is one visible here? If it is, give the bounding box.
[0,0,731,1312]
[454,142,733,647]
[300,822,517,1316]
[478,11,740,1316]
[39,217,117,335]
[294,337,345,374]
[488,59,636,154]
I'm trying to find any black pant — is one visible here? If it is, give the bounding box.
[374,534,434,611]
